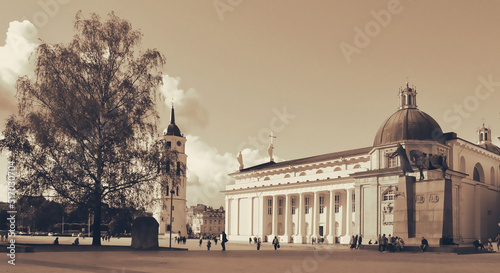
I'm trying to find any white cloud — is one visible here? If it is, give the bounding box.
[185,135,279,207]
[0,20,38,90]
[159,74,208,130]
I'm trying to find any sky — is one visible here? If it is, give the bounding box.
[0,0,499,208]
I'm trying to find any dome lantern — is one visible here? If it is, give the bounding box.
[399,82,417,110]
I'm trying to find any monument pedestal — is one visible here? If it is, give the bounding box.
[394,175,453,246]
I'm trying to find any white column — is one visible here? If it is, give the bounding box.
[327,190,336,244]
[355,186,361,236]
[258,195,264,240]
[312,192,319,238]
[295,193,304,243]
[250,197,254,236]
[225,197,230,235]
[283,194,291,241]
[237,198,241,235]
[272,195,278,237]
[346,189,352,238]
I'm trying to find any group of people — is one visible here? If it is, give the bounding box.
[101,232,111,242]
[175,236,187,244]
[473,234,500,252]
[201,231,228,251]
[249,236,263,250]
[52,237,80,246]
[349,235,363,250]
[376,234,406,252]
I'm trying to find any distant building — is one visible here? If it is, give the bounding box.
[153,105,187,237]
[187,204,225,238]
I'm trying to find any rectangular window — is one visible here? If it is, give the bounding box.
[172,206,174,211]
[352,193,355,213]
[291,198,296,215]
[278,199,283,215]
[305,197,310,214]
[387,153,398,168]
[319,196,324,214]
[268,199,272,215]
[335,194,340,213]
[166,141,171,149]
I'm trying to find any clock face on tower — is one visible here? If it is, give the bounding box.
[177,141,182,146]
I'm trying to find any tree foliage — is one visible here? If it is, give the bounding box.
[0,12,180,246]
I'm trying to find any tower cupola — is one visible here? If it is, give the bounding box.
[399,82,417,110]
[477,123,492,144]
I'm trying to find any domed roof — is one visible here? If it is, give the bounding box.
[373,108,444,146]
[164,105,182,137]
[165,123,182,137]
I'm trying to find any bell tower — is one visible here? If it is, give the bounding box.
[157,105,187,237]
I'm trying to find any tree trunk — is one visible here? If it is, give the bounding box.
[92,199,102,246]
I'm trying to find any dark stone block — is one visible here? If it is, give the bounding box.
[131,217,159,250]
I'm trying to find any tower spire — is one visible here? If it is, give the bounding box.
[170,103,176,125]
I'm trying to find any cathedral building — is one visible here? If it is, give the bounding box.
[224,84,500,245]
[153,106,187,237]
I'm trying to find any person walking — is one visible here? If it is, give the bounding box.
[495,234,500,252]
[207,240,211,251]
[357,234,362,249]
[199,237,203,247]
[272,236,279,250]
[349,235,355,250]
[221,231,228,251]
[378,234,383,252]
[382,234,387,252]
[257,238,262,250]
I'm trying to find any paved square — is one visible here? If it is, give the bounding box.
[1,237,499,273]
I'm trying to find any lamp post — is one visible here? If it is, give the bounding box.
[169,189,175,248]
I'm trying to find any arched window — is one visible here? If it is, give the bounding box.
[383,190,395,201]
[473,163,484,182]
[264,177,270,181]
[353,164,361,169]
[333,167,342,172]
[316,170,323,174]
[299,172,306,176]
[459,156,466,173]
[284,174,291,178]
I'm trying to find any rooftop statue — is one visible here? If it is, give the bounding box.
[409,150,448,181]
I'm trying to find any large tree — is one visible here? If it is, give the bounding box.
[0,12,177,246]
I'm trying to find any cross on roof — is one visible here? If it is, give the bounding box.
[269,131,276,145]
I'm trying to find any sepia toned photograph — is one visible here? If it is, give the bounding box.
[0,1,499,272]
